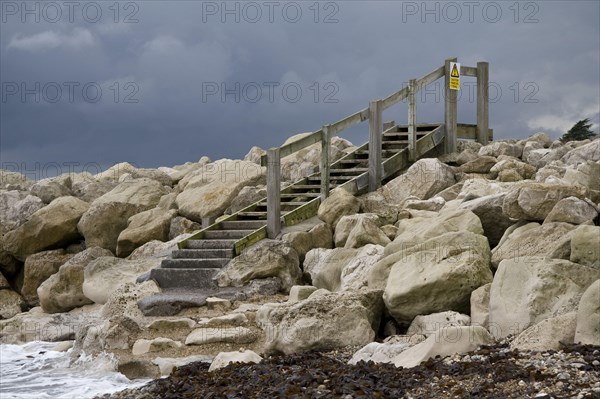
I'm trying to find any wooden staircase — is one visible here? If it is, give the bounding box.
[149,123,445,289]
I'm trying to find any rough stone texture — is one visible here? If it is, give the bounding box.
[381,159,456,205]
[393,326,494,368]
[359,192,400,225]
[21,249,74,306]
[38,247,113,313]
[176,160,265,222]
[488,257,600,339]
[574,279,600,345]
[215,240,301,293]
[456,179,508,200]
[344,217,391,249]
[288,286,318,302]
[349,335,426,365]
[569,225,600,269]
[470,283,491,330]
[185,327,256,345]
[77,178,168,253]
[148,318,196,331]
[0,191,44,230]
[478,141,522,158]
[404,197,445,212]
[502,182,588,222]
[127,234,191,260]
[208,350,263,372]
[386,209,484,256]
[305,245,385,292]
[459,193,514,248]
[0,289,25,319]
[116,208,178,257]
[510,312,577,351]
[317,189,360,229]
[0,170,32,190]
[491,222,577,269]
[132,337,183,355]
[281,222,333,263]
[257,289,383,355]
[489,159,536,180]
[544,197,598,225]
[83,257,161,304]
[334,214,381,248]
[380,231,492,324]
[4,196,89,261]
[459,156,497,174]
[406,311,471,337]
[153,355,212,376]
[244,146,266,165]
[30,178,72,204]
[168,217,201,240]
[561,139,600,167]
[95,162,174,186]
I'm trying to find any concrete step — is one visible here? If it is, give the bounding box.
[161,258,229,269]
[237,211,269,219]
[203,230,254,239]
[220,220,266,230]
[171,249,234,259]
[329,168,368,174]
[150,268,219,290]
[185,239,237,249]
[280,193,320,198]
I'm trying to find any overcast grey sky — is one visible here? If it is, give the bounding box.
[1,0,599,176]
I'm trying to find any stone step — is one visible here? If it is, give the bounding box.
[203,230,254,239]
[185,239,237,249]
[220,220,266,230]
[150,268,219,290]
[161,258,229,269]
[171,249,234,259]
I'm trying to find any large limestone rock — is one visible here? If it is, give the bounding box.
[127,234,192,261]
[393,326,494,368]
[478,141,522,158]
[208,350,262,372]
[349,335,426,365]
[459,194,514,248]
[95,162,173,186]
[0,191,44,230]
[488,257,599,339]
[176,160,265,222]
[4,197,89,261]
[304,245,385,292]
[459,156,497,174]
[491,222,577,269]
[30,178,72,204]
[0,170,32,190]
[570,225,600,269]
[38,247,113,313]
[359,192,400,225]
[0,289,25,319]
[502,182,588,221]
[385,209,484,256]
[344,217,390,249]
[561,139,600,167]
[225,185,266,214]
[334,214,381,248]
[544,197,598,225]
[380,231,492,324]
[281,222,333,263]
[21,249,74,306]
[214,240,301,293]
[489,159,536,180]
[185,327,256,345]
[381,159,456,205]
[406,311,470,337]
[510,313,577,351]
[132,337,182,355]
[82,257,161,304]
[317,189,360,228]
[78,179,168,252]
[116,208,178,257]
[258,289,383,355]
[470,283,491,329]
[574,280,600,345]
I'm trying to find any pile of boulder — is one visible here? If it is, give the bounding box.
[0,132,598,378]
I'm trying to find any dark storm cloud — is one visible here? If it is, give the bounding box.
[1,0,599,175]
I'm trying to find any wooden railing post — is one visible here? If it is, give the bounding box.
[477,61,490,145]
[444,57,458,154]
[320,125,331,201]
[266,148,281,238]
[368,99,383,192]
[408,79,417,162]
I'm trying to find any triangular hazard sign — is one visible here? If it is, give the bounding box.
[451,64,460,78]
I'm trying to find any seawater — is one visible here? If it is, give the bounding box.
[0,341,149,399]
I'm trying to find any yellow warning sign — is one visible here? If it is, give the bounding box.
[449,62,460,90]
